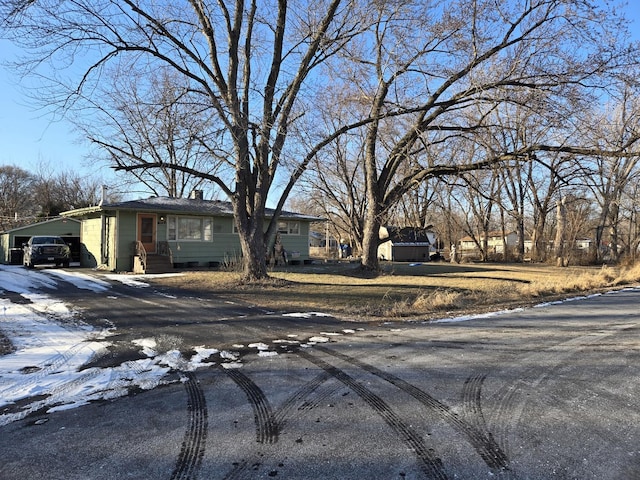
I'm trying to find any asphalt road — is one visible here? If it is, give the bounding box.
[1,270,639,479]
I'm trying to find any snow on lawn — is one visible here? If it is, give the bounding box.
[0,265,348,427]
[0,294,116,425]
[0,266,219,426]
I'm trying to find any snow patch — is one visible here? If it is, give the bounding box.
[0,265,366,426]
[307,336,330,343]
[258,351,278,357]
[45,270,110,293]
[132,338,158,357]
[220,351,239,361]
[282,312,332,318]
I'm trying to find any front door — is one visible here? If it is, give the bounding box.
[138,214,157,254]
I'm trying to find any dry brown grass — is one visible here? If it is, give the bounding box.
[148,261,640,322]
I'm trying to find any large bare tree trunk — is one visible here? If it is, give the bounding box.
[360,206,382,272]
[555,198,568,267]
[238,228,268,281]
[233,193,270,282]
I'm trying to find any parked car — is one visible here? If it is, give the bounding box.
[23,236,71,268]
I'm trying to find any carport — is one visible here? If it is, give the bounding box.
[0,217,81,265]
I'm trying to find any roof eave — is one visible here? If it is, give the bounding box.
[61,206,104,217]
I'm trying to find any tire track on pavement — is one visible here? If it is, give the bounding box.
[460,374,515,479]
[0,338,107,426]
[461,374,488,432]
[272,370,333,425]
[0,368,104,426]
[220,370,334,480]
[315,345,510,473]
[298,349,449,480]
[484,321,638,475]
[221,367,279,445]
[170,372,208,480]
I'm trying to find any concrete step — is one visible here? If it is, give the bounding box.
[144,254,174,274]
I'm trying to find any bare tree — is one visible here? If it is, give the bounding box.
[553,196,568,266]
[0,165,35,230]
[1,0,364,281]
[457,168,501,262]
[76,66,226,199]
[565,194,598,263]
[3,1,638,279]
[294,94,370,255]
[579,86,640,262]
[32,162,111,217]
[303,143,367,255]
[621,182,640,262]
[0,162,111,229]
[526,153,570,262]
[324,0,640,272]
[388,160,439,231]
[430,179,467,257]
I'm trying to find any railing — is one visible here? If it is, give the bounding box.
[134,241,147,271]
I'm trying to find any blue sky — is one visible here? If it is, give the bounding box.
[0,38,115,182]
[1,2,639,189]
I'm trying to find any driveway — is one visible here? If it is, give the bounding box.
[1,266,639,479]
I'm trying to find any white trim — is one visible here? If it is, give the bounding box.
[166,215,214,242]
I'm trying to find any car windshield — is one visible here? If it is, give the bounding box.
[32,237,65,245]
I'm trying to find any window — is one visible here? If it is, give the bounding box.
[277,221,300,235]
[167,216,213,241]
[204,218,213,240]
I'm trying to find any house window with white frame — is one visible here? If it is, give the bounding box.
[167,216,213,241]
[277,220,300,235]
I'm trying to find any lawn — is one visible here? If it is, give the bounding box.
[148,261,640,322]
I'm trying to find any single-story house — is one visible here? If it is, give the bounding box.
[60,192,320,272]
[378,226,437,262]
[0,217,81,265]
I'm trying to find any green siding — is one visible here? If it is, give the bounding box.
[277,222,310,261]
[76,213,120,270]
[115,211,137,271]
[105,215,118,270]
[64,206,313,271]
[167,236,242,266]
[163,217,311,267]
[162,215,240,265]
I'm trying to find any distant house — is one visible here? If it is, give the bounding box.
[378,226,437,262]
[308,229,339,249]
[575,238,592,251]
[459,231,526,256]
[0,217,81,265]
[308,228,339,258]
[61,192,320,272]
